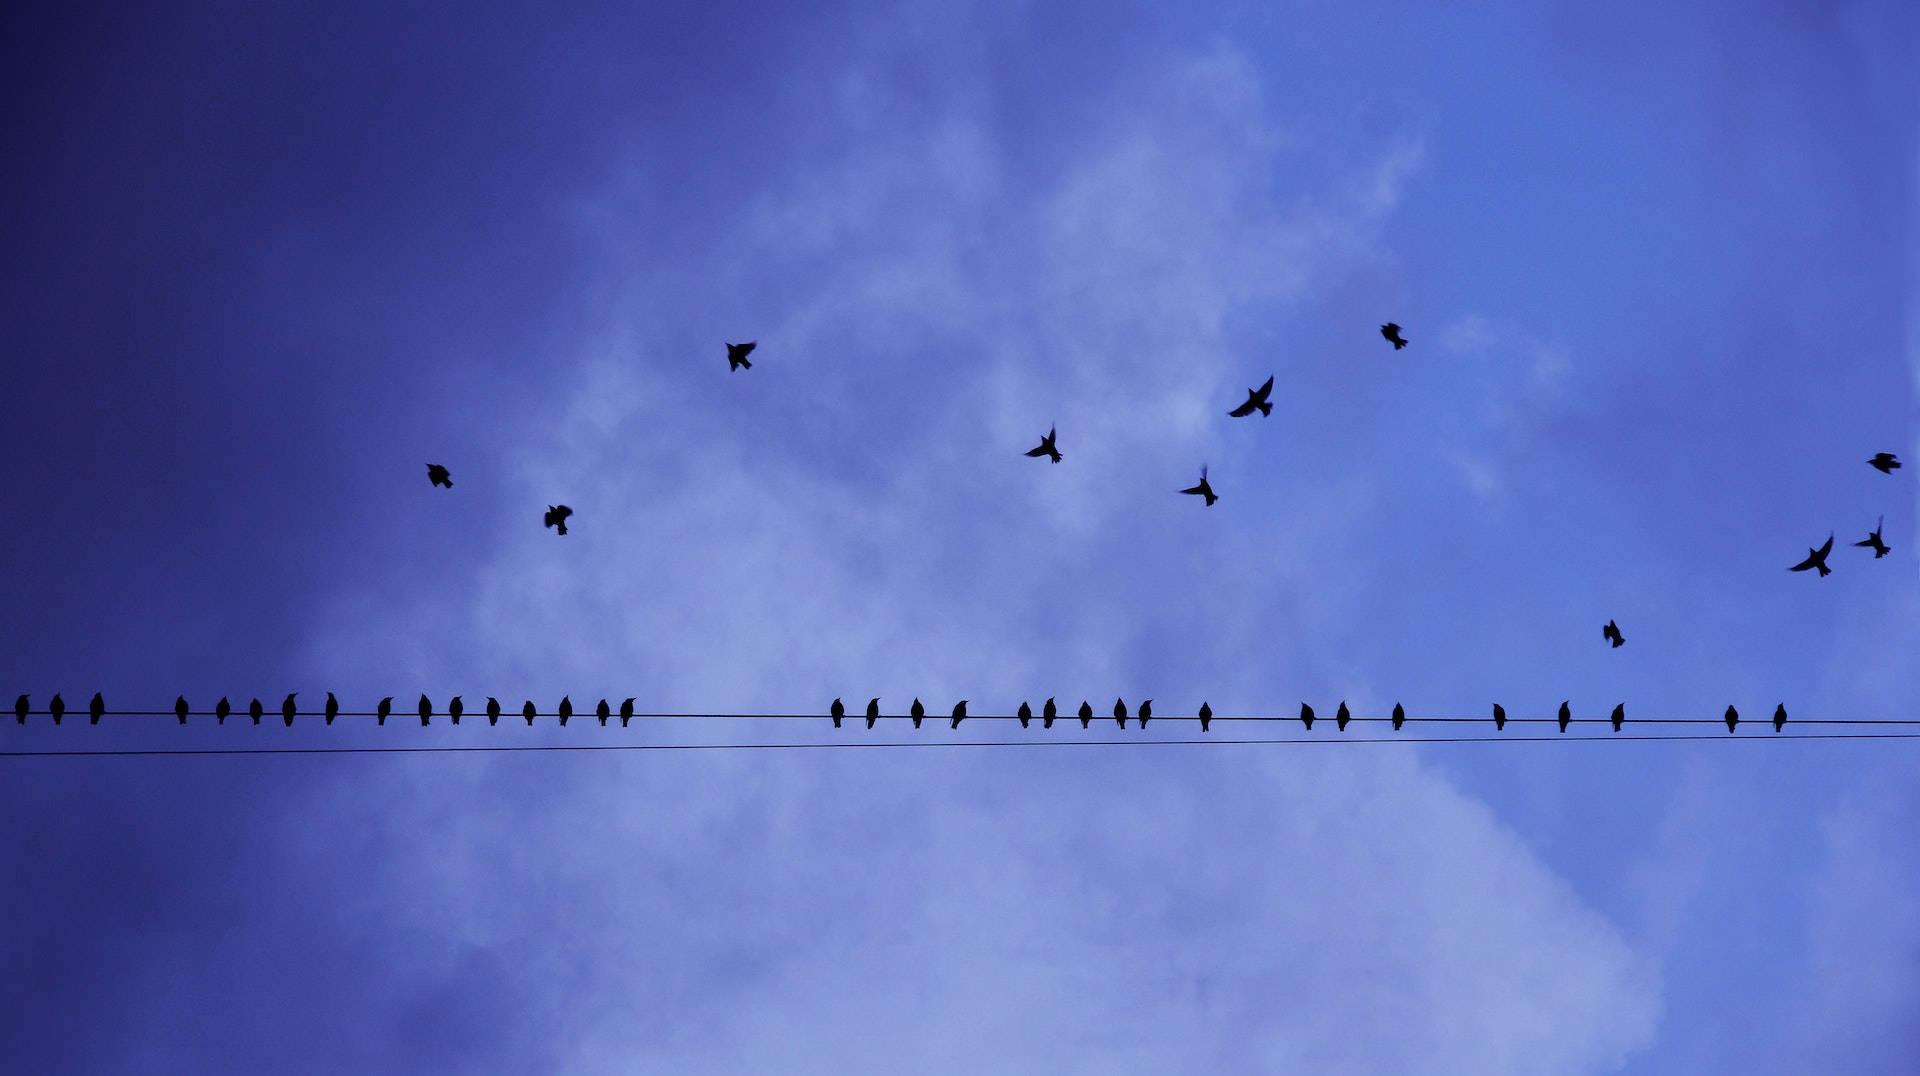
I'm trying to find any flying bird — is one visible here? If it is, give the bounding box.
[1180,465,1218,506]
[1391,702,1405,731]
[1724,705,1739,733]
[522,700,537,725]
[418,694,432,726]
[1300,702,1315,730]
[1198,701,1212,733]
[1138,699,1151,729]
[14,694,27,724]
[726,341,756,371]
[1493,703,1506,731]
[544,505,573,535]
[1603,620,1625,648]
[1381,322,1408,349]
[1228,375,1275,418]
[596,698,610,726]
[50,693,66,724]
[90,692,104,725]
[325,692,339,725]
[1789,534,1834,577]
[911,698,925,728]
[1773,703,1787,733]
[866,698,880,729]
[449,696,463,725]
[1078,701,1093,728]
[487,697,501,726]
[377,696,392,725]
[1025,426,1062,464]
[216,696,232,724]
[620,698,635,727]
[248,698,263,725]
[1868,452,1901,474]
[426,463,453,488]
[1336,701,1351,731]
[1018,701,1032,728]
[1855,517,1891,558]
[558,696,573,726]
[1114,698,1128,729]
[1558,701,1571,733]
[282,692,297,727]
[1610,703,1625,732]
[176,695,189,724]
[831,698,844,728]
[951,700,967,729]
[1043,697,1058,729]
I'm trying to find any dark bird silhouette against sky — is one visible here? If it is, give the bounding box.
[830,698,844,728]
[1198,701,1212,733]
[15,694,27,724]
[1138,699,1151,728]
[248,698,263,725]
[90,692,104,725]
[282,692,297,727]
[1392,702,1405,731]
[558,695,573,726]
[1300,702,1315,730]
[1228,375,1275,418]
[449,696,463,725]
[418,694,431,726]
[1774,704,1787,732]
[1114,698,1127,728]
[1789,534,1834,577]
[1044,697,1058,729]
[621,698,635,727]
[176,695,189,724]
[487,697,501,726]
[596,698,610,726]
[1868,452,1901,474]
[1018,701,1032,728]
[911,698,925,728]
[1493,703,1506,731]
[1725,705,1739,733]
[50,693,65,724]
[426,463,453,488]
[1078,700,1093,729]
[522,700,537,726]
[325,691,339,725]
[1611,703,1625,732]
[544,504,573,535]
[1381,322,1408,349]
[377,696,392,726]
[1558,701,1571,733]
[1603,620,1625,648]
[216,696,231,725]
[866,697,880,730]
[1180,465,1217,506]
[1336,701,1351,731]
[951,700,967,729]
[1855,517,1891,558]
[1025,426,1062,464]
[726,341,756,371]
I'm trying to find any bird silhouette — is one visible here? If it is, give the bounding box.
[49,693,65,724]
[426,463,453,488]
[1558,701,1571,733]
[1603,620,1625,648]
[176,695,189,724]
[1724,705,1739,733]
[1493,703,1506,731]
[522,700,537,725]
[950,700,967,729]
[1789,534,1834,577]
[1610,703,1625,732]
[1043,697,1058,729]
[1025,426,1062,464]
[1773,704,1787,732]
[1138,699,1151,729]
[558,696,573,726]
[1868,452,1901,474]
[1180,466,1218,506]
[1300,702,1315,730]
[216,696,231,724]
[1114,698,1127,728]
[248,698,263,725]
[726,341,756,371]
[620,698,635,727]
[14,694,27,724]
[1855,517,1891,558]
[377,696,392,725]
[910,698,924,728]
[831,698,844,728]
[544,505,573,535]
[449,696,464,725]
[1391,702,1405,731]
[89,692,104,725]
[279,692,297,727]
[1017,701,1032,728]
[1381,323,1408,349]
[418,694,431,726]
[1078,701,1093,728]
[866,697,880,729]
[487,697,501,726]
[1336,701,1351,731]
[1198,701,1212,733]
[325,691,339,725]
[1228,376,1275,418]
[596,698,610,726]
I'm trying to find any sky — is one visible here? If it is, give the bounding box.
[2,1,1916,1072]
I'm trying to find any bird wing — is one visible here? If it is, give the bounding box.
[1025,443,1050,456]
[1817,534,1833,556]
[1789,552,1818,571]
[1227,397,1256,417]
[1253,376,1274,401]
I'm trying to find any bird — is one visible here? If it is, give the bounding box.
[418,694,432,726]
[1114,698,1128,728]
[1724,705,1739,733]
[1855,517,1891,558]
[726,340,756,371]
[487,697,501,726]
[14,694,27,724]
[544,505,573,535]
[1018,701,1032,728]
[1789,534,1835,577]
[522,700,537,725]
[1138,699,1152,729]
[620,698,635,727]
[1228,375,1275,418]
[1773,703,1787,733]
[216,696,232,724]
[1603,620,1625,648]
[831,698,844,728]
[377,696,392,725]
[1180,466,1218,506]
[449,696,464,725]
[282,692,297,727]
[1078,701,1093,729]
[89,692,104,725]
[50,693,65,724]
[1043,697,1058,729]
[1300,702,1315,730]
[950,700,967,729]
[1381,322,1408,349]
[325,692,339,725]
[866,698,880,729]
[1868,452,1901,474]
[1391,703,1405,731]
[426,463,453,488]
[176,695,189,724]
[1025,426,1062,464]
[1336,701,1351,731]
[1198,701,1212,733]
[1493,703,1506,731]
[558,696,573,726]
[248,698,263,725]
[1610,703,1625,732]
[596,698,610,726]
[1558,701,1571,733]
[910,698,925,728]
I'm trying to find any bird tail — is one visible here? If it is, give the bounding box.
[1257,400,1272,417]
[1818,563,1830,577]
[1393,339,1407,350]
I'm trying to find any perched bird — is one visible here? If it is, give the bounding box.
[1603,620,1625,648]
[1724,705,1739,733]
[1114,698,1128,729]
[866,697,880,730]
[1180,465,1218,506]
[1043,697,1058,729]
[1855,517,1891,558]
[1078,701,1093,729]
[1610,703,1625,732]
[1025,426,1062,464]
[1198,701,1212,733]
[1300,703,1315,730]
[426,463,453,488]
[216,696,232,725]
[910,698,925,728]
[1336,701,1351,732]
[1789,534,1835,577]
[1558,701,1572,733]
[1493,703,1506,731]
[325,692,339,726]
[1391,703,1405,731]
[544,505,573,535]
[14,694,27,724]
[282,692,297,727]
[726,341,756,371]
[248,698,263,725]
[449,696,464,725]
[831,698,844,728]
[558,696,573,726]
[1228,375,1275,418]
[487,697,501,726]
[377,696,393,726]
[596,698,610,726]
[419,694,432,726]
[50,693,66,724]
[1868,452,1901,474]
[1381,322,1408,349]
[177,695,190,724]
[620,698,635,727]
[1773,704,1787,733]
[90,692,104,725]
[522,700,537,725]
[951,700,967,729]
[1018,701,1032,728]
[1138,699,1152,729]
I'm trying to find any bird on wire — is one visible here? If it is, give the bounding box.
[726,341,756,371]
[449,696,463,725]
[1611,703,1626,732]
[1025,426,1062,464]
[426,463,453,488]
[1078,701,1093,729]
[831,698,844,728]
[544,505,573,536]
[1868,452,1901,474]
[377,696,393,725]
[522,700,537,726]
[1790,534,1835,577]
[1043,697,1058,729]
[1392,702,1406,731]
[1228,375,1275,418]
[1725,705,1739,733]
[866,698,880,730]
[1337,701,1351,731]
[1774,704,1788,732]
[951,700,967,729]
[14,694,27,724]
[176,695,189,724]
[1198,701,1212,733]
[1855,517,1891,558]
[1603,620,1625,648]
[558,696,573,726]
[90,692,104,725]
[1558,701,1572,733]
[1180,465,1218,506]
[1018,701,1032,728]
[1138,699,1151,729]
[50,693,65,725]
[418,694,432,726]
[1493,703,1506,731]
[1300,702,1315,730]
[596,699,610,726]
[620,698,635,727]
[487,697,501,726]
[216,696,231,724]
[282,693,297,727]
[910,698,924,728]
[1114,698,1128,729]
[1381,322,1409,349]
[325,692,339,725]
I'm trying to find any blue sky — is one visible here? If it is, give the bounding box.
[3,1,1915,1071]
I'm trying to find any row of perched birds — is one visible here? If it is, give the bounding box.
[9,691,1798,734]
